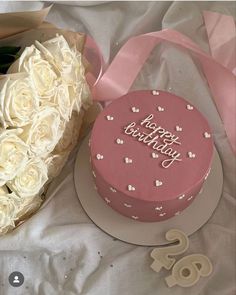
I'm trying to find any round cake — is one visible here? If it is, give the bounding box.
[90,90,213,222]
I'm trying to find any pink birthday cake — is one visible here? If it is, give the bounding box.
[90,90,213,222]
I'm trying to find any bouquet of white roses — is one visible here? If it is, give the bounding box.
[0,33,92,235]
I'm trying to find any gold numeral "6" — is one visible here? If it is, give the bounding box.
[150,229,213,288]
[165,254,213,288]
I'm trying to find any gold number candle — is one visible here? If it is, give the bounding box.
[150,229,189,272]
[165,254,213,288]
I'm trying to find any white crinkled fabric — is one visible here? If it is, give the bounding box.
[0,2,235,295]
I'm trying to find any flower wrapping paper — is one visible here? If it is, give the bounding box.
[0,8,98,235]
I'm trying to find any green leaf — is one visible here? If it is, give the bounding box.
[0,46,21,55]
[0,54,16,65]
[0,46,21,74]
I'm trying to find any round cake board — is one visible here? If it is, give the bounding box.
[74,134,223,246]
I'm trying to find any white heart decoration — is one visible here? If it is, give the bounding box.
[128,185,135,191]
[159,212,166,217]
[178,194,185,200]
[131,107,139,113]
[187,196,193,201]
[155,180,163,187]
[124,203,132,208]
[131,215,139,220]
[155,206,163,211]
[151,152,159,159]
[186,104,193,110]
[152,90,160,95]
[105,197,111,204]
[124,157,133,164]
[106,115,114,121]
[96,154,104,160]
[188,152,196,158]
[116,138,124,144]
[204,132,211,138]
[175,125,182,132]
[110,187,117,193]
[157,106,164,112]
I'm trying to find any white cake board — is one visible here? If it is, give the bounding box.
[74,134,223,246]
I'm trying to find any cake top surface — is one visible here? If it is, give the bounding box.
[90,90,213,202]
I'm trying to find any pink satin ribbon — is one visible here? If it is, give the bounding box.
[84,35,105,87]
[85,11,236,155]
[203,11,236,74]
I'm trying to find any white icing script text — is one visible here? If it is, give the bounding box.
[124,114,182,168]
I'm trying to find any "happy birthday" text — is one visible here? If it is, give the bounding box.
[124,114,182,168]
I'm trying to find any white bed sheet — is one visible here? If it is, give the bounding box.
[0,1,235,295]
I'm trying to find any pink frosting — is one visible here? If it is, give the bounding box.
[90,91,213,222]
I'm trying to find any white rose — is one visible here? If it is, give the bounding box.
[45,111,84,179]
[45,152,69,179]
[72,50,92,110]
[72,78,92,111]
[7,157,48,198]
[0,74,39,128]
[54,111,83,154]
[0,191,22,235]
[8,45,58,101]
[20,107,64,157]
[36,35,78,85]
[0,129,28,186]
[36,35,92,111]
[41,81,75,122]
